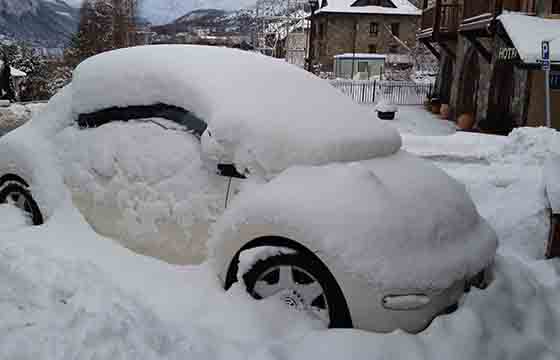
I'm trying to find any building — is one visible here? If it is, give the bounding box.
[418,0,560,133]
[333,53,386,78]
[309,0,421,73]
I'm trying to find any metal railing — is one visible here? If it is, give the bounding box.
[330,80,434,105]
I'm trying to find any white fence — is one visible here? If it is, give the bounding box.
[329,80,434,105]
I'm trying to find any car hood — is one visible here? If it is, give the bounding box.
[210,151,498,291]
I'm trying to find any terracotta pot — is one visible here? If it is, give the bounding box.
[457,113,475,130]
[440,104,450,119]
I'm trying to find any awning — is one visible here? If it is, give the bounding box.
[499,14,560,65]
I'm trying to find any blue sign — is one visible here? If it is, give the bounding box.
[543,41,550,61]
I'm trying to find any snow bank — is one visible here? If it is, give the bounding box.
[72,45,402,176]
[0,87,74,219]
[212,151,497,291]
[0,204,28,231]
[0,102,45,136]
[403,127,560,260]
[282,257,560,360]
[545,155,560,213]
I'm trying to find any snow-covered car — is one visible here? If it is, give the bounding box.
[0,45,498,333]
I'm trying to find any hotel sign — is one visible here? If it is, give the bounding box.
[498,47,519,62]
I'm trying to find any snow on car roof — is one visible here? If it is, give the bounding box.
[72,45,401,175]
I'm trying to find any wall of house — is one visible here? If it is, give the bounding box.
[448,36,493,124]
[311,13,419,72]
[527,70,560,129]
[448,33,531,131]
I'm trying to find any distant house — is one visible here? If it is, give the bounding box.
[333,53,386,79]
[0,60,26,101]
[309,0,421,73]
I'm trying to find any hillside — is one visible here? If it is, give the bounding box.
[0,0,79,48]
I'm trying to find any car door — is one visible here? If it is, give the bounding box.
[56,104,230,265]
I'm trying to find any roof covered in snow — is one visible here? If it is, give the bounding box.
[334,53,387,59]
[0,60,27,77]
[316,0,420,16]
[499,14,560,64]
[72,45,402,176]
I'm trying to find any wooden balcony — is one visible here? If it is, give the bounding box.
[461,0,525,33]
[418,0,461,41]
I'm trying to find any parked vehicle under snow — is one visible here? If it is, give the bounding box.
[0,45,498,333]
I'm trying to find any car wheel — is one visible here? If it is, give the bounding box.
[242,252,352,328]
[0,176,43,225]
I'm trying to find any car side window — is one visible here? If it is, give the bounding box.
[77,103,208,138]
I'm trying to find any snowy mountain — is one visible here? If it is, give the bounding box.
[140,0,257,25]
[151,8,256,35]
[0,0,79,47]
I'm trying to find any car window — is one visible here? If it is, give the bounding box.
[77,104,208,138]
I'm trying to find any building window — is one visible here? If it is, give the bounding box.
[391,23,400,37]
[553,0,560,13]
[368,44,377,53]
[369,22,378,35]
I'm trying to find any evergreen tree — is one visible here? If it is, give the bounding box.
[0,54,16,101]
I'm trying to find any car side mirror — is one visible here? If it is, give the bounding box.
[217,164,246,179]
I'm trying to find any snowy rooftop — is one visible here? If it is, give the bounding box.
[334,53,387,59]
[316,0,420,16]
[499,13,560,64]
[0,60,27,77]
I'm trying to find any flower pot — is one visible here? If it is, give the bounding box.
[378,111,396,120]
[457,113,475,130]
[430,98,441,114]
[440,104,450,119]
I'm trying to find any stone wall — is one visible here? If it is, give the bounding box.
[311,13,419,72]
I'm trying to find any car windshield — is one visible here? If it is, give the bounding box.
[77,103,208,138]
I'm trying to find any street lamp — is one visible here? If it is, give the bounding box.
[306,0,320,72]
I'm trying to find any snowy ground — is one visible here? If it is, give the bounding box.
[1,106,560,359]
[0,103,46,136]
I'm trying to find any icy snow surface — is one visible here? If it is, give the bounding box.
[72,45,402,176]
[1,98,560,359]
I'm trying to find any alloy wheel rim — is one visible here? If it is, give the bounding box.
[5,191,33,224]
[252,264,330,325]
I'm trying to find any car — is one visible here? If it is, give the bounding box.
[0,45,498,333]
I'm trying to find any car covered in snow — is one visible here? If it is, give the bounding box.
[0,45,498,333]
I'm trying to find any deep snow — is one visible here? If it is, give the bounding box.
[1,106,560,359]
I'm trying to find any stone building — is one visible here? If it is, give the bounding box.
[418,0,560,133]
[309,0,421,73]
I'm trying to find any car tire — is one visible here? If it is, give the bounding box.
[241,252,352,328]
[0,175,43,225]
